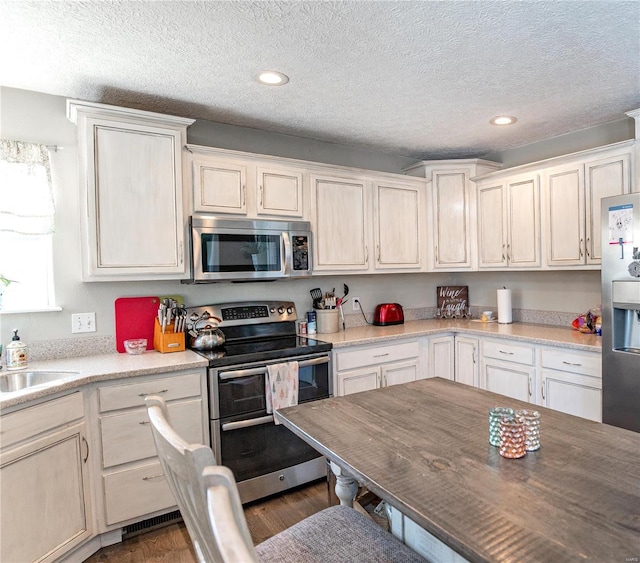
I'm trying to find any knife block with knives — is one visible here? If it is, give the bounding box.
[153,318,185,353]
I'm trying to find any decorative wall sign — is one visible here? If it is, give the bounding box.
[436,286,469,318]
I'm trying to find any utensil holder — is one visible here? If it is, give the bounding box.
[316,309,339,333]
[153,318,185,353]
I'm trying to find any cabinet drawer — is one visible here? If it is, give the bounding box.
[482,340,534,366]
[101,399,204,468]
[540,348,600,378]
[336,341,420,372]
[103,461,175,525]
[1,393,84,449]
[99,372,202,413]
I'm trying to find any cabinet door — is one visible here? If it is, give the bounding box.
[338,367,380,396]
[382,360,419,387]
[373,182,423,269]
[193,158,247,214]
[87,118,186,278]
[312,175,369,271]
[1,423,91,563]
[584,152,630,264]
[257,166,304,217]
[483,361,535,403]
[542,370,602,422]
[545,162,586,266]
[455,336,478,386]
[477,181,507,268]
[507,174,540,267]
[432,171,472,268]
[428,336,454,380]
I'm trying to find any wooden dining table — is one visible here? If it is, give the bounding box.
[274,377,640,563]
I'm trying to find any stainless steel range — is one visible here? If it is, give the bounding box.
[186,300,332,503]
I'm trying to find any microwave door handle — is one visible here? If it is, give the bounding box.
[282,232,292,276]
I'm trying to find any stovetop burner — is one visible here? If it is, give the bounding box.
[186,300,332,367]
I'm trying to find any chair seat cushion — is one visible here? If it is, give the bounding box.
[255,505,427,562]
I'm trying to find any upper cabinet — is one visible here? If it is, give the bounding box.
[187,146,306,219]
[405,159,501,271]
[543,148,630,267]
[311,173,427,273]
[477,172,541,269]
[67,100,194,281]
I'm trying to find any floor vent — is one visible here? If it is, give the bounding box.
[122,510,182,539]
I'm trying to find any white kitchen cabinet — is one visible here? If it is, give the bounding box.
[311,173,370,271]
[454,335,479,386]
[192,156,248,214]
[404,159,501,271]
[334,339,423,396]
[256,165,304,217]
[544,149,630,267]
[539,347,602,421]
[90,369,207,529]
[373,180,425,270]
[477,172,540,269]
[67,100,193,281]
[0,393,92,563]
[428,335,455,381]
[480,339,536,403]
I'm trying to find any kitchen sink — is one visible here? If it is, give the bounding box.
[0,370,79,393]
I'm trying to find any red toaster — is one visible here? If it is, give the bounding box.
[373,303,404,326]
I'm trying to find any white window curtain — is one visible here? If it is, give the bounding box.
[0,139,55,234]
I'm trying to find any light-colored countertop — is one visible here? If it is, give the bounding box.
[0,350,208,410]
[314,318,602,351]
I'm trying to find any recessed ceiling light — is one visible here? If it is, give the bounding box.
[490,116,517,126]
[256,71,289,86]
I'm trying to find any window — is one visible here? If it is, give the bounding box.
[0,140,57,312]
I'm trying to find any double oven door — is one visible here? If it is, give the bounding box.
[209,352,331,503]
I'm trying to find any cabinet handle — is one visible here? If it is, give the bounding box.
[142,474,165,482]
[139,420,151,425]
[373,353,390,358]
[365,246,369,264]
[82,436,89,463]
[579,238,584,258]
[542,384,546,400]
[178,241,183,265]
[562,360,582,367]
[498,350,514,355]
[377,244,380,261]
[242,185,246,206]
[138,389,168,397]
[586,238,590,258]
[473,346,477,364]
[435,245,439,262]
[259,185,263,207]
[528,377,532,397]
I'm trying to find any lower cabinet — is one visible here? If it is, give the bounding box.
[454,336,479,386]
[0,393,92,563]
[480,339,537,403]
[539,347,602,422]
[334,339,424,396]
[90,369,207,530]
[428,335,455,381]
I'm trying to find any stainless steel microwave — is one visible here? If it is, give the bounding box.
[185,216,312,283]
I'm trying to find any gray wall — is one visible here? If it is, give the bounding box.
[0,86,608,347]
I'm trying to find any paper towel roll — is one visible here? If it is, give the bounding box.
[497,288,512,324]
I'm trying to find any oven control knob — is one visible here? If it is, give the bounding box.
[277,306,285,315]
[286,307,294,315]
[270,307,275,314]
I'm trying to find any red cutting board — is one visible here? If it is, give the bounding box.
[115,296,160,352]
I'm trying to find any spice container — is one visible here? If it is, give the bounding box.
[499,415,526,459]
[516,409,541,451]
[488,407,515,446]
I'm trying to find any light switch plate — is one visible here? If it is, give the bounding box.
[72,312,96,333]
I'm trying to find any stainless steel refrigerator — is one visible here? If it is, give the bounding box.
[601,193,640,432]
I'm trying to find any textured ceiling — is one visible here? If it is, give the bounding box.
[1,1,639,159]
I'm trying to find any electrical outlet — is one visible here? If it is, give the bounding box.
[352,297,360,311]
[72,312,96,333]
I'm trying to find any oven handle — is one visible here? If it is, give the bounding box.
[222,415,274,431]
[218,355,330,381]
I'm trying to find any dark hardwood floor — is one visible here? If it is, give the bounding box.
[85,480,329,562]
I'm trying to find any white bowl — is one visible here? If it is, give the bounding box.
[124,339,147,355]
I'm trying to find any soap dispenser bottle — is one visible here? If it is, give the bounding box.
[6,329,28,371]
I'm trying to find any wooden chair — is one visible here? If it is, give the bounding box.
[146,395,426,563]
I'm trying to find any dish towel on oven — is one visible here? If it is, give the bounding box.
[266,361,299,425]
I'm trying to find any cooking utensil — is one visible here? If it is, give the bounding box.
[189,315,225,350]
[310,287,323,308]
